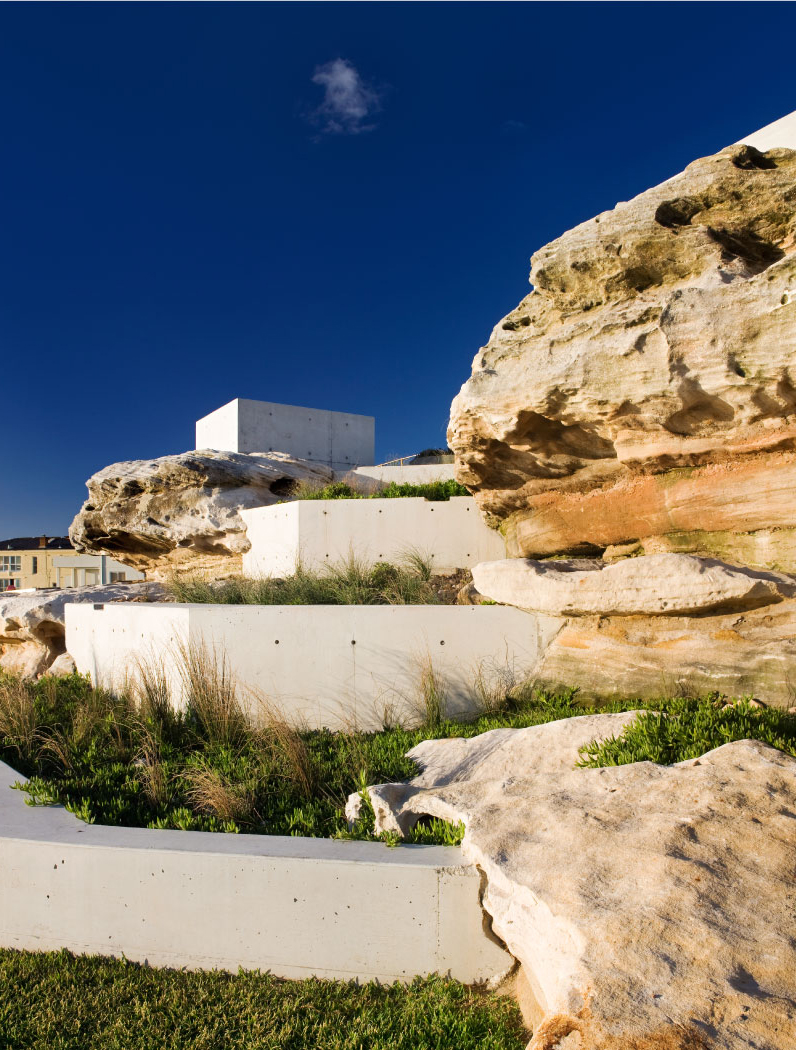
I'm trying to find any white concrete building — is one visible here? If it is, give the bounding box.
[196,398,375,473]
[241,496,505,577]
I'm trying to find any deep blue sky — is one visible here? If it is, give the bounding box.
[2,2,793,537]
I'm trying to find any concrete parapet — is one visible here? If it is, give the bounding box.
[350,464,458,485]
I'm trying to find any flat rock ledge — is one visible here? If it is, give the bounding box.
[348,714,796,1050]
[471,552,796,616]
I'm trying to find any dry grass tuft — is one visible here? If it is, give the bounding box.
[472,659,521,716]
[416,653,448,728]
[134,725,172,808]
[131,656,175,735]
[253,691,315,799]
[183,756,255,823]
[177,639,248,747]
[0,674,38,763]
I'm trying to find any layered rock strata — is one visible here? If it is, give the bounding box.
[0,582,165,679]
[69,449,331,578]
[448,143,796,567]
[349,714,796,1050]
[470,553,796,704]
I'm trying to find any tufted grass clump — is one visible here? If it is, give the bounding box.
[0,949,528,1050]
[169,556,440,607]
[289,478,469,501]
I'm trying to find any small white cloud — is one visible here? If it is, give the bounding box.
[310,58,380,136]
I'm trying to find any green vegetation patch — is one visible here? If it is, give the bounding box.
[0,949,527,1050]
[292,478,469,501]
[578,696,796,767]
[3,671,795,846]
[1,672,611,842]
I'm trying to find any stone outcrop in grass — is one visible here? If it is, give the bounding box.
[0,582,165,678]
[69,449,331,578]
[448,142,796,568]
[350,714,796,1050]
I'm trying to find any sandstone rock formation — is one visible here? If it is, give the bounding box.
[468,552,796,704]
[0,582,165,679]
[448,142,796,568]
[69,449,331,578]
[349,714,796,1050]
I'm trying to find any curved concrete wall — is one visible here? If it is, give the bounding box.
[0,761,511,981]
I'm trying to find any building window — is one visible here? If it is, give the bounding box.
[32,556,38,574]
[0,556,21,573]
[0,578,22,592]
[109,571,126,582]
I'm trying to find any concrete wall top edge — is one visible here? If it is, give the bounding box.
[80,602,519,614]
[0,761,465,868]
[736,108,796,151]
[197,398,375,427]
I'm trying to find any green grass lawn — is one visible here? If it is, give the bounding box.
[0,949,527,1050]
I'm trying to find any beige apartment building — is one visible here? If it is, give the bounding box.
[0,536,144,592]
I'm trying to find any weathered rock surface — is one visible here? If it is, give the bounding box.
[0,582,165,678]
[465,552,796,704]
[534,599,796,705]
[448,142,796,568]
[350,715,796,1049]
[472,553,794,616]
[69,449,331,578]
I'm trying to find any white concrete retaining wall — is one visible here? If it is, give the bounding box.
[0,761,511,981]
[196,398,375,473]
[66,603,559,731]
[350,464,458,485]
[240,497,505,577]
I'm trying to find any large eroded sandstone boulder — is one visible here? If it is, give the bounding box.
[69,449,331,578]
[0,582,165,678]
[448,142,796,567]
[349,715,796,1050]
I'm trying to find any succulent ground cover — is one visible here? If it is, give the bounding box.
[0,949,527,1050]
[2,668,795,844]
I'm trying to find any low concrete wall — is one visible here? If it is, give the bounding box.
[0,761,511,981]
[66,603,559,730]
[241,497,505,577]
[350,464,457,485]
